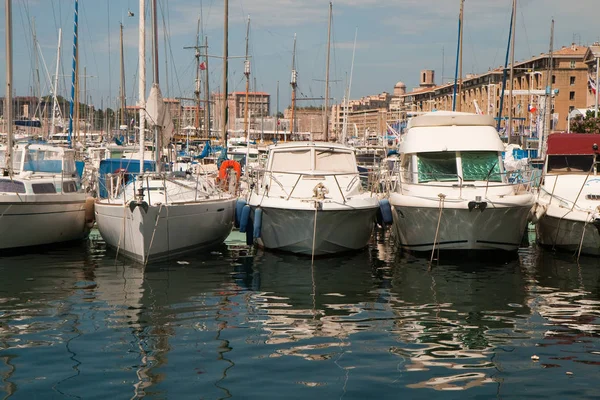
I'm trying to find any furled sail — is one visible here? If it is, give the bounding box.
[145,83,175,142]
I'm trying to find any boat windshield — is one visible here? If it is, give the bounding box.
[461,151,501,182]
[417,152,458,182]
[547,155,594,174]
[315,150,355,172]
[271,149,311,171]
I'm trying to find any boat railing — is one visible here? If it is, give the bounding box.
[254,170,362,202]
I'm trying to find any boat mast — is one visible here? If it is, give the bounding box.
[203,36,210,139]
[139,0,146,173]
[290,34,297,138]
[119,23,126,132]
[507,0,516,143]
[243,16,251,142]
[276,80,279,140]
[324,1,332,142]
[151,0,161,172]
[194,17,201,134]
[68,0,79,149]
[51,28,62,137]
[540,19,554,160]
[220,0,228,147]
[452,0,464,112]
[457,0,464,112]
[342,27,357,145]
[4,0,13,175]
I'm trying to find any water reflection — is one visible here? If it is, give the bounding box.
[383,252,530,391]
[0,231,600,398]
[525,250,600,367]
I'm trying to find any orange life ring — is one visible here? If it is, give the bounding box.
[218,160,242,182]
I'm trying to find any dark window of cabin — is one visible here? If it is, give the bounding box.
[32,183,57,194]
[0,179,26,193]
[63,181,78,193]
[547,155,594,173]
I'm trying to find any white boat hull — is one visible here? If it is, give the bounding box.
[95,198,236,263]
[0,194,89,250]
[537,213,600,255]
[250,206,377,256]
[391,203,532,252]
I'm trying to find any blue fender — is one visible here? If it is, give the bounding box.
[378,199,393,226]
[239,205,251,233]
[235,198,247,228]
[246,218,254,245]
[253,208,263,238]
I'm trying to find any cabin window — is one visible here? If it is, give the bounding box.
[62,181,78,193]
[271,149,311,171]
[461,151,502,182]
[401,156,412,183]
[547,155,594,173]
[315,150,355,172]
[32,183,57,194]
[0,179,26,193]
[417,152,458,182]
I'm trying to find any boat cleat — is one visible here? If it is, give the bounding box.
[468,195,487,212]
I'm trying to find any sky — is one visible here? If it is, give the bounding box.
[1,0,599,112]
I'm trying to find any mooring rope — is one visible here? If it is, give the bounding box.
[145,203,164,266]
[576,211,592,263]
[311,202,319,265]
[429,193,446,269]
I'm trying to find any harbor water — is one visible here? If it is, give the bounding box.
[0,229,598,399]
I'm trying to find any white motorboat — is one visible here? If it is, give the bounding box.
[0,144,91,250]
[533,133,600,255]
[244,141,381,256]
[389,112,534,252]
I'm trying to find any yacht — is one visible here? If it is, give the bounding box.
[389,111,534,252]
[533,133,600,255]
[0,144,92,250]
[244,141,380,256]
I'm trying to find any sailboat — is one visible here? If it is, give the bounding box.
[94,0,236,264]
[0,0,91,250]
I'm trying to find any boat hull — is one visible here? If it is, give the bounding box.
[391,204,532,252]
[537,213,600,255]
[95,198,236,263]
[0,194,89,250]
[250,206,377,256]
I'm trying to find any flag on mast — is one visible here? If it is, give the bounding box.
[589,74,597,95]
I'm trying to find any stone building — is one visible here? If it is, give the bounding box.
[212,91,270,134]
[403,43,592,133]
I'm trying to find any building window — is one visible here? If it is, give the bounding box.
[570,60,576,69]
[570,76,576,86]
[570,91,575,100]
[552,75,556,84]
[569,105,575,113]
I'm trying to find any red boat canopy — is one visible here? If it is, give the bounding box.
[546,133,600,155]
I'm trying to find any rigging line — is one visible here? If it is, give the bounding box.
[80,3,101,94]
[17,1,35,94]
[107,1,112,110]
[159,1,185,99]
[518,4,532,62]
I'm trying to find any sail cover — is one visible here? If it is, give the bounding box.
[145,83,175,142]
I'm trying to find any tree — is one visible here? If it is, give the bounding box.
[571,110,600,133]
